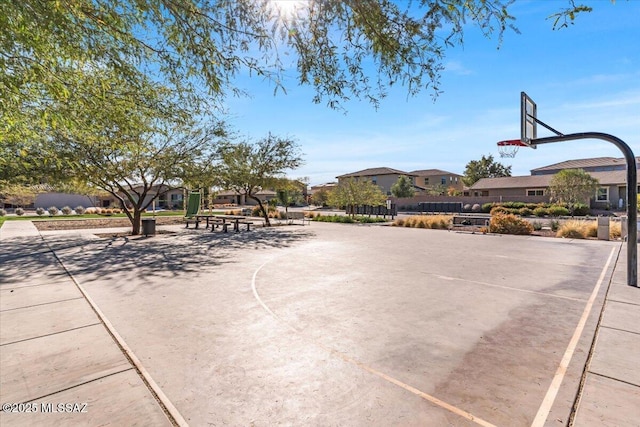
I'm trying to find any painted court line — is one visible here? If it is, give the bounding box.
[251,256,497,427]
[531,246,616,427]
[433,274,587,302]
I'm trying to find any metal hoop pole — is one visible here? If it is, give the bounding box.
[532,132,637,287]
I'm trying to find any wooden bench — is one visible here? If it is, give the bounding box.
[452,215,490,227]
[285,211,310,225]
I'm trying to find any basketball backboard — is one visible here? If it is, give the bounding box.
[521,91,537,147]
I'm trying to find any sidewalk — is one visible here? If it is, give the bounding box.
[1,220,638,425]
[0,221,183,426]
[571,247,640,426]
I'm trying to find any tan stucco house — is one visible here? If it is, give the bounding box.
[470,156,640,209]
[336,167,419,196]
[410,169,464,194]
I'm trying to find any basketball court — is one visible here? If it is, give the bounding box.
[39,222,620,426]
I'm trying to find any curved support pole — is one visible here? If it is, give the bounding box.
[532,132,637,287]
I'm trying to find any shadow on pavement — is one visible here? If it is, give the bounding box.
[18,227,316,285]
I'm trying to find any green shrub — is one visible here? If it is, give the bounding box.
[572,203,590,216]
[532,221,543,231]
[15,208,25,216]
[312,215,354,223]
[61,206,73,215]
[481,203,495,213]
[502,201,525,209]
[547,205,570,217]
[356,216,387,223]
[550,220,560,232]
[518,207,533,217]
[533,207,547,217]
[489,213,533,235]
[0,209,6,216]
[47,206,59,216]
[74,206,86,215]
[36,207,45,216]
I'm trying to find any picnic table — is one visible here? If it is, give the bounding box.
[193,214,219,230]
[207,215,254,233]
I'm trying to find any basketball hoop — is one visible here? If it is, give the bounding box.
[497,139,527,158]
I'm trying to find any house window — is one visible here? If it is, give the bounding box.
[596,187,609,202]
[526,189,544,196]
[371,176,377,185]
[424,177,429,185]
[441,177,446,185]
[171,193,183,202]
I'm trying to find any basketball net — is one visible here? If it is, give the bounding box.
[497,139,526,158]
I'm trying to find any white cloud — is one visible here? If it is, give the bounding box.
[443,60,474,75]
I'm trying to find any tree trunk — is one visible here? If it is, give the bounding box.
[131,209,142,235]
[251,196,270,226]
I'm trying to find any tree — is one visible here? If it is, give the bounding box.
[328,178,386,216]
[215,134,303,226]
[0,0,525,124]
[425,184,448,196]
[1,1,599,190]
[391,176,415,198]
[274,178,306,214]
[462,155,512,187]
[311,189,330,207]
[44,69,223,235]
[549,169,600,214]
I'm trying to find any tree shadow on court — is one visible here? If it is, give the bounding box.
[0,239,72,287]
[35,227,314,285]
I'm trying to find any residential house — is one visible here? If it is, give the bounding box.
[211,189,277,206]
[531,157,634,175]
[310,182,337,194]
[470,156,640,209]
[336,167,418,196]
[410,169,464,195]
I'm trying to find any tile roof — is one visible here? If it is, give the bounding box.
[471,175,552,190]
[410,169,461,176]
[471,170,639,190]
[589,170,640,185]
[531,157,639,172]
[336,167,413,178]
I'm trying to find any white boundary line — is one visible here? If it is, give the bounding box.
[251,257,497,427]
[531,246,616,427]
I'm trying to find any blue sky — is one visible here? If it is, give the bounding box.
[224,1,640,186]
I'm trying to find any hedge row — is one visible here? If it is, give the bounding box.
[483,202,589,217]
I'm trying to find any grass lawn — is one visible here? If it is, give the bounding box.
[0,210,185,226]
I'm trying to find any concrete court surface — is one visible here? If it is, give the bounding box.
[1,221,635,426]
